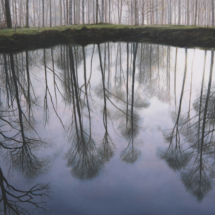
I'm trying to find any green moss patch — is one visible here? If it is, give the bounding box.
[0,24,215,52]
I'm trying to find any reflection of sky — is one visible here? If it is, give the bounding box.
[1,44,215,214]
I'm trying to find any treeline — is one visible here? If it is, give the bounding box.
[1,0,215,28]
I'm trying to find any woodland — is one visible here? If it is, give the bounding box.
[1,1,215,215]
[1,0,215,27]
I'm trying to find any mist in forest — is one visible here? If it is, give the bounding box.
[1,0,215,28]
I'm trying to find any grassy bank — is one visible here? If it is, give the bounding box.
[0,24,214,52]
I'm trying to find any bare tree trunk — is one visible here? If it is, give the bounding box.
[105,0,107,22]
[38,0,40,27]
[69,0,72,24]
[101,0,104,22]
[66,0,69,24]
[142,0,144,25]
[178,0,181,25]
[76,0,80,24]
[212,0,214,26]
[87,0,90,23]
[32,0,35,26]
[187,0,189,25]
[74,0,76,24]
[135,0,139,25]
[156,0,158,24]
[109,0,111,23]
[96,0,98,23]
[26,0,29,27]
[60,0,62,25]
[54,0,56,26]
[131,0,133,25]
[168,0,171,24]
[42,0,44,27]
[194,0,198,25]
[63,0,66,25]
[1,0,6,21]
[49,0,52,26]
[12,0,15,24]
[82,0,85,23]
[5,0,12,28]
[14,0,17,25]
[162,0,164,24]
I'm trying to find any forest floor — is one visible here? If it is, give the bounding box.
[0,24,215,52]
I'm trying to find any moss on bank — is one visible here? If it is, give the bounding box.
[0,24,215,52]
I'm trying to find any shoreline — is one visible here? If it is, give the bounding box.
[0,24,215,52]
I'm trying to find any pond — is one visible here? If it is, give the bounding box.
[0,43,215,214]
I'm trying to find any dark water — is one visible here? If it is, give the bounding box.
[0,43,215,214]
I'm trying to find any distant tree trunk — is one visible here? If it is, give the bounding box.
[212,0,214,26]
[60,0,62,25]
[74,0,76,24]
[82,0,85,24]
[63,0,66,25]
[38,0,40,26]
[168,0,171,24]
[142,0,144,25]
[96,0,98,23]
[135,0,139,25]
[5,0,12,28]
[19,0,22,26]
[102,0,104,22]
[77,0,80,24]
[187,0,189,25]
[1,0,6,21]
[74,0,80,24]
[54,0,56,26]
[12,0,15,23]
[178,0,181,25]
[66,0,69,24]
[156,0,158,24]
[131,0,133,25]
[93,0,95,23]
[88,0,90,23]
[161,0,164,24]
[42,0,44,27]
[194,0,198,25]
[26,0,29,27]
[118,0,122,24]
[105,0,107,22]
[46,2,49,27]
[69,0,72,24]
[14,0,17,25]
[32,0,35,26]
[50,0,52,27]
[109,0,111,23]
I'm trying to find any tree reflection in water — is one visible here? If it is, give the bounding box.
[66,46,104,180]
[161,49,192,171]
[97,44,115,163]
[161,50,215,201]
[0,168,50,215]
[2,42,215,208]
[0,52,51,214]
[120,43,141,164]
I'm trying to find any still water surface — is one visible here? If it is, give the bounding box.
[0,43,215,214]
